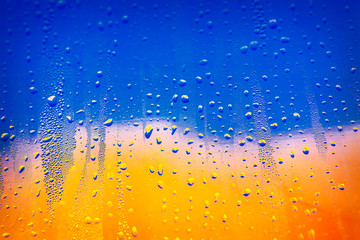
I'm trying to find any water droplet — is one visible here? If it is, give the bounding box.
[258,139,266,147]
[2,233,10,238]
[157,180,164,189]
[187,178,195,186]
[293,113,300,120]
[178,79,187,87]
[181,95,189,103]
[245,112,252,119]
[1,133,9,142]
[122,15,129,23]
[268,19,277,29]
[47,96,57,107]
[171,126,177,135]
[243,188,251,197]
[19,165,25,173]
[103,118,113,126]
[144,126,153,139]
[29,86,37,94]
[131,226,138,237]
[302,146,310,155]
[199,59,208,65]
[85,216,92,224]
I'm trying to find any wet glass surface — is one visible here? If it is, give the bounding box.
[0,0,360,239]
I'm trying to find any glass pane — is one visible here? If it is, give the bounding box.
[0,0,359,239]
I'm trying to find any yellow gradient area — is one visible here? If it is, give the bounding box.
[0,123,359,240]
